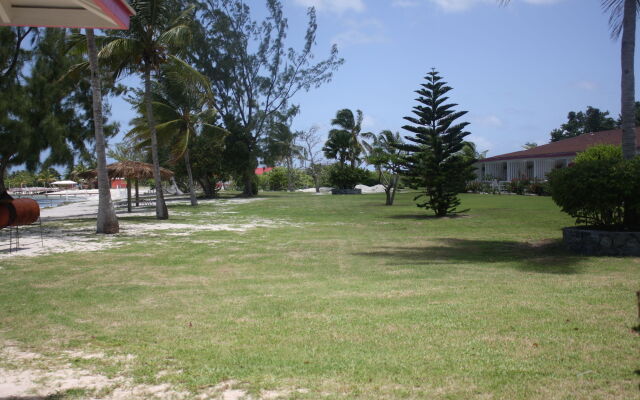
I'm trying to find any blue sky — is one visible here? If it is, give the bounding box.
[108,0,639,158]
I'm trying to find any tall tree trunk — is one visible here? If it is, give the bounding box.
[86,29,119,234]
[143,64,168,219]
[135,179,139,207]
[389,174,399,206]
[126,178,132,213]
[184,149,198,206]
[287,157,295,192]
[313,171,320,193]
[385,188,392,205]
[243,168,256,197]
[0,160,7,194]
[199,178,212,198]
[621,0,637,160]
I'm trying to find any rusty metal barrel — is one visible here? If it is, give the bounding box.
[10,198,40,226]
[0,197,40,229]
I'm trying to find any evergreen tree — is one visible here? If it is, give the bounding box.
[396,69,473,217]
[0,28,118,193]
[189,0,343,196]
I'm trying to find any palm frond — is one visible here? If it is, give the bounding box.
[59,61,89,83]
[159,24,192,54]
[98,37,142,78]
[165,55,215,107]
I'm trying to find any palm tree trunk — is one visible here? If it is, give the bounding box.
[389,174,399,205]
[126,178,132,213]
[184,149,198,206]
[135,179,139,206]
[0,159,7,194]
[621,0,637,160]
[144,63,169,219]
[287,156,295,192]
[200,178,214,198]
[86,29,119,234]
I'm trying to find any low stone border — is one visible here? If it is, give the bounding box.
[331,189,362,195]
[563,226,640,256]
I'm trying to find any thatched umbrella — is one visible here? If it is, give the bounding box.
[82,161,174,212]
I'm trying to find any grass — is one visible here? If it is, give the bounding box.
[0,192,638,399]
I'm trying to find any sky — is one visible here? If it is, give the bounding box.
[107,0,640,160]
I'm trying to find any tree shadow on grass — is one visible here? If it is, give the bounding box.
[354,238,583,274]
[386,213,469,220]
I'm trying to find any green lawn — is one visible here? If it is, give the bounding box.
[0,192,638,399]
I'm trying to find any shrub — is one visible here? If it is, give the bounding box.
[327,164,368,189]
[507,178,530,195]
[574,144,622,164]
[527,180,550,196]
[548,156,640,228]
[466,181,498,194]
[362,170,380,187]
[259,167,314,191]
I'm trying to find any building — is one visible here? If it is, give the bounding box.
[475,128,640,181]
[0,0,134,30]
[111,178,127,189]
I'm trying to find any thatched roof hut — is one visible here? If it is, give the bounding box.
[81,161,174,213]
[80,161,174,181]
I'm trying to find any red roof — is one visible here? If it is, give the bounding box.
[255,167,274,175]
[479,128,640,162]
[0,0,135,30]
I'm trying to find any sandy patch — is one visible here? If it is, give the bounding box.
[1,345,310,400]
[170,197,266,207]
[0,198,300,260]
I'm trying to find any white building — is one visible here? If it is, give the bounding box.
[475,128,640,181]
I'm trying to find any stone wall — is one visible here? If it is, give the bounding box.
[563,227,640,256]
[331,189,362,195]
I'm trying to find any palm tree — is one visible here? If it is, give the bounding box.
[329,109,373,168]
[36,168,59,188]
[98,0,196,219]
[322,129,352,167]
[86,29,119,233]
[602,0,638,159]
[264,121,305,192]
[127,67,218,206]
[366,130,404,205]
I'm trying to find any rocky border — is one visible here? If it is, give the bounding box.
[562,226,640,256]
[331,189,362,195]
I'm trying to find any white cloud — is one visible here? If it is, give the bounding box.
[523,0,563,4]
[422,0,564,12]
[425,0,491,12]
[392,0,420,7]
[361,114,377,130]
[573,80,598,91]
[331,18,389,48]
[472,114,504,128]
[466,134,493,153]
[292,0,365,14]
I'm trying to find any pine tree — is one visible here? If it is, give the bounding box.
[397,69,473,216]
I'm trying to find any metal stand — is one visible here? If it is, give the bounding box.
[1,217,44,254]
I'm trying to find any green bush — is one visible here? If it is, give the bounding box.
[507,178,530,195]
[527,180,550,196]
[466,180,499,194]
[574,144,622,164]
[327,164,369,189]
[259,167,314,191]
[548,155,640,228]
[361,170,380,187]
